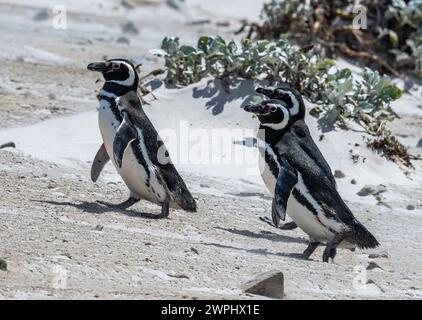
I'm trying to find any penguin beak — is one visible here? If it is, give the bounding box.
[87,62,108,72]
[256,87,275,98]
[243,104,265,115]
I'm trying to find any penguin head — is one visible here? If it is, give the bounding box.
[87,59,139,94]
[244,99,291,131]
[256,85,305,121]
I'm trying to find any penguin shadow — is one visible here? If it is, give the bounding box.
[36,200,164,219]
[201,240,311,261]
[316,111,337,133]
[212,227,322,262]
[233,137,257,148]
[215,227,307,245]
[191,78,268,115]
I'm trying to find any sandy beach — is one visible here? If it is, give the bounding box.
[0,0,421,299]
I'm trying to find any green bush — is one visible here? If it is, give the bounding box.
[152,36,414,166]
[152,36,401,131]
[243,0,422,78]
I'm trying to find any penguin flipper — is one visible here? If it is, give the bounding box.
[159,163,197,212]
[113,113,138,168]
[273,158,298,222]
[292,121,336,187]
[91,143,110,182]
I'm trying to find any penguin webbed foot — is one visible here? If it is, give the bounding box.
[322,232,345,263]
[259,216,298,230]
[96,197,139,210]
[302,241,320,260]
[279,221,298,230]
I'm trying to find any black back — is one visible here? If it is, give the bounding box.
[118,92,197,212]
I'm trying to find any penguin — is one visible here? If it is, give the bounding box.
[254,86,337,230]
[87,58,196,217]
[244,99,379,262]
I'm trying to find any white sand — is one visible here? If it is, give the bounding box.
[0,0,421,300]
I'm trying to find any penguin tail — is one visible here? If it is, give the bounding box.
[349,220,380,249]
[177,188,197,212]
[180,196,197,212]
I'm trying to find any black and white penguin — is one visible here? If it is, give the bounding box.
[254,86,337,229]
[87,59,196,217]
[244,99,379,262]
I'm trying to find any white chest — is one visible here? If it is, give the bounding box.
[287,174,345,243]
[97,99,167,204]
[258,143,278,196]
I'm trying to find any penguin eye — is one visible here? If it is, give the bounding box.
[265,105,278,113]
[111,63,120,70]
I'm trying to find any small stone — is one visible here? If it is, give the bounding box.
[33,9,49,21]
[334,170,346,178]
[241,270,284,299]
[357,184,387,197]
[0,258,7,271]
[94,224,104,231]
[167,0,185,10]
[116,36,130,44]
[417,138,422,148]
[121,21,139,34]
[351,179,357,185]
[190,247,199,255]
[167,273,189,279]
[368,253,388,259]
[406,205,415,210]
[377,201,392,209]
[0,142,16,149]
[63,253,72,260]
[48,181,57,189]
[367,261,383,270]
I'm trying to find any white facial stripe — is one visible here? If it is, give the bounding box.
[100,88,117,98]
[295,173,343,233]
[135,128,167,201]
[282,91,299,116]
[261,105,289,130]
[106,61,136,86]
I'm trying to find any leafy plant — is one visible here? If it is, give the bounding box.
[367,130,421,169]
[238,0,422,78]
[153,37,400,126]
[152,36,417,167]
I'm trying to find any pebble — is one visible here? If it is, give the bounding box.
[357,184,387,197]
[241,270,284,299]
[121,21,139,34]
[334,170,346,178]
[33,9,49,21]
[367,261,383,270]
[0,258,7,271]
[116,36,130,44]
[368,253,388,259]
[94,224,104,231]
